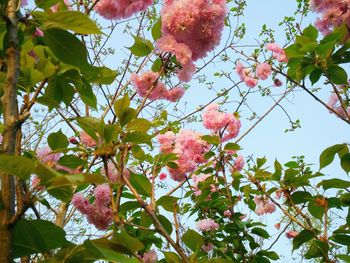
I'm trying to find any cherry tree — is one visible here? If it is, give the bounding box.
[0,0,350,262]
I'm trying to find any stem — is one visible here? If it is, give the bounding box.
[110,159,189,263]
[0,0,21,261]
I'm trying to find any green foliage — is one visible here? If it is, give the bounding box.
[11,219,71,258]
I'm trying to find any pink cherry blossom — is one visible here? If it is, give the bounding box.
[159,172,167,181]
[266,43,288,63]
[196,218,219,232]
[254,195,276,215]
[286,230,299,239]
[224,210,232,217]
[80,131,97,148]
[256,63,272,80]
[141,249,157,263]
[94,0,153,20]
[201,243,214,253]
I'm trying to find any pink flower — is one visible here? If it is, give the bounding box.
[131,71,184,101]
[161,0,226,61]
[165,87,185,102]
[256,63,271,80]
[266,43,288,63]
[275,223,281,230]
[31,176,44,191]
[196,219,219,232]
[286,230,299,239]
[201,243,214,253]
[254,196,276,215]
[72,193,92,214]
[21,0,28,6]
[72,189,113,231]
[94,184,111,208]
[224,210,232,217]
[157,131,175,152]
[36,146,61,166]
[33,28,44,37]
[274,78,283,87]
[141,249,157,263]
[80,131,97,148]
[310,0,350,37]
[94,0,153,20]
[235,61,259,87]
[202,103,232,131]
[159,172,167,181]
[177,62,196,82]
[232,155,244,172]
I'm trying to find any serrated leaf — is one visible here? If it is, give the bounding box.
[48,130,69,150]
[182,230,204,252]
[128,36,153,57]
[43,11,101,34]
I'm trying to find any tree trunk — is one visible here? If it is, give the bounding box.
[0,0,20,262]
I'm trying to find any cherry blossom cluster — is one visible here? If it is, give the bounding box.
[310,0,350,36]
[327,92,350,119]
[192,173,214,196]
[140,250,158,263]
[72,184,113,230]
[94,0,153,20]
[254,195,276,215]
[196,218,219,232]
[202,103,241,142]
[157,0,226,82]
[157,130,208,181]
[130,71,185,102]
[235,43,287,88]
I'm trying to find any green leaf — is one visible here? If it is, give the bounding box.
[124,131,151,146]
[126,118,152,133]
[290,191,312,204]
[304,240,329,259]
[341,153,350,174]
[338,254,350,262]
[163,252,181,263]
[12,219,70,258]
[129,173,152,197]
[58,155,85,169]
[182,229,204,252]
[0,155,34,180]
[308,199,324,220]
[251,227,270,239]
[201,135,220,146]
[48,130,69,150]
[303,24,318,40]
[327,66,348,85]
[113,95,130,118]
[34,0,60,9]
[256,250,279,260]
[224,143,241,151]
[152,19,162,41]
[76,78,97,109]
[84,238,139,262]
[83,66,118,85]
[43,11,101,34]
[44,28,89,68]
[309,69,322,85]
[158,215,173,235]
[120,108,137,127]
[157,196,179,212]
[319,144,347,170]
[112,229,144,253]
[293,230,314,251]
[128,36,153,57]
[104,124,120,144]
[318,178,350,190]
[331,234,350,245]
